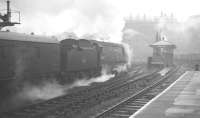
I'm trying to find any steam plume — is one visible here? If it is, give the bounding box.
[16,67,115,101]
[11,0,124,42]
[122,43,133,66]
[113,64,128,73]
[156,15,200,54]
[17,80,65,101]
[70,69,115,87]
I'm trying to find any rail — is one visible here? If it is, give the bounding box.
[94,67,179,118]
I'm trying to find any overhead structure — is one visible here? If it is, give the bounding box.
[0,0,20,30]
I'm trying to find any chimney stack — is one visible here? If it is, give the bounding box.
[7,0,11,22]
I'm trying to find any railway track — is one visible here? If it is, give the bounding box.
[94,67,179,118]
[0,68,163,118]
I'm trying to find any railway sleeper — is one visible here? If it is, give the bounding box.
[143,94,156,99]
[110,113,130,118]
[132,100,149,104]
[120,107,140,111]
[134,98,149,102]
[114,110,133,115]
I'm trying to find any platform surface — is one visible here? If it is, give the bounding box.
[130,71,200,118]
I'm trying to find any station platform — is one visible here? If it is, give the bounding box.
[130,71,200,118]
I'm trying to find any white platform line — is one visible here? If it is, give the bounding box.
[129,71,190,118]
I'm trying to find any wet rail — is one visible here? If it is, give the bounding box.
[94,67,179,118]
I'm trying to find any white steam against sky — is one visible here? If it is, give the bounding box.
[0,0,199,42]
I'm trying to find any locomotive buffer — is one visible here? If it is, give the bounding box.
[0,0,20,30]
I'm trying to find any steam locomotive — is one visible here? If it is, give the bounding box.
[0,31,128,100]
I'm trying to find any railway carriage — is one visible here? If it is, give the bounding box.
[0,31,59,99]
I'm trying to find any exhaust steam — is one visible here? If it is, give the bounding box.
[122,43,133,67]
[113,64,128,73]
[16,67,115,101]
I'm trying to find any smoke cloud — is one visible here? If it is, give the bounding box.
[16,67,115,102]
[113,65,128,73]
[8,0,124,42]
[122,43,133,66]
[156,15,200,54]
[17,80,65,101]
[122,31,151,62]
[71,69,115,87]
[2,0,200,44]
[122,14,200,61]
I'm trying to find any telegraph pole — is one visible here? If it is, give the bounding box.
[0,0,20,30]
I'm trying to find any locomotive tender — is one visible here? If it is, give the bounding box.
[0,31,128,99]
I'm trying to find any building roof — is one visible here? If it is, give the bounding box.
[150,40,176,48]
[0,31,59,43]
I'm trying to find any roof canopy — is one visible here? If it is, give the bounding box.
[150,40,176,48]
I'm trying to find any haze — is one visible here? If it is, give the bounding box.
[0,0,199,42]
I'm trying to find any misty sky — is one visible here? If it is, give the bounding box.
[1,0,200,42]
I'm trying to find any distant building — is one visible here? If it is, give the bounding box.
[122,13,178,42]
[122,13,178,63]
